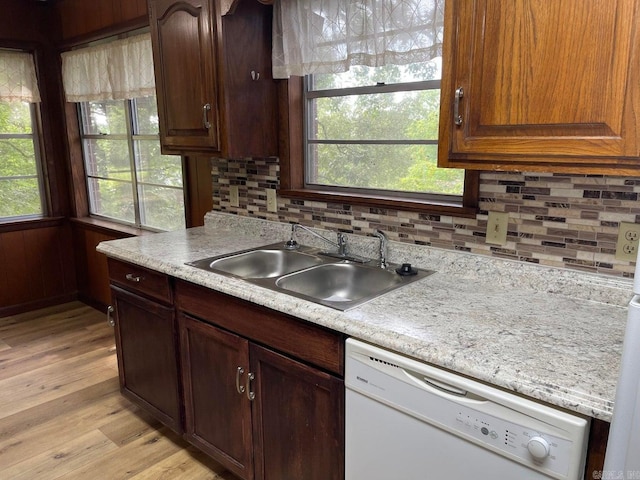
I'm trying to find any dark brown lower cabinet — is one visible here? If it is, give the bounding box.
[250,343,344,480]
[176,280,345,480]
[179,313,344,480]
[111,285,182,433]
[180,313,254,480]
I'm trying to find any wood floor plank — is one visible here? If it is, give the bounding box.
[0,430,118,480]
[57,427,186,480]
[0,328,114,380]
[0,386,133,469]
[0,308,103,347]
[128,446,232,480]
[0,301,95,330]
[99,404,164,447]
[0,301,86,324]
[0,378,119,444]
[0,346,117,419]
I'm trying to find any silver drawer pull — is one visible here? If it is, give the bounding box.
[246,372,255,401]
[106,305,115,327]
[236,366,246,394]
[125,273,142,283]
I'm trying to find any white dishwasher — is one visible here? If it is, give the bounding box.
[345,339,589,480]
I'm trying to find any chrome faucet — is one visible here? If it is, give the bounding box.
[285,223,348,256]
[372,230,388,269]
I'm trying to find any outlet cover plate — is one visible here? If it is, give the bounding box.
[486,211,509,246]
[615,222,640,261]
[229,185,239,207]
[266,189,278,213]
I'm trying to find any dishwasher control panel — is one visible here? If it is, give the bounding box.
[453,403,574,476]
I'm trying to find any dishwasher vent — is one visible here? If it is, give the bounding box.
[369,355,400,369]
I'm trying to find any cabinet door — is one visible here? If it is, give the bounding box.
[220,0,278,158]
[111,286,181,433]
[250,343,344,480]
[149,0,220,153]
[179,314,254,480]
[439,0,640,173]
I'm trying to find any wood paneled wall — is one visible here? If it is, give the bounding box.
[0,1,76,316]
[0,220,76,317]
[71,221,135,312]
[56,0,148,43]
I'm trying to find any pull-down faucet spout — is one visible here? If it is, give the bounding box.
[372,230,388,269]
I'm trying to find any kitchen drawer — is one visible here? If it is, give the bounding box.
[108,258,172,304]
[175,280,344,376]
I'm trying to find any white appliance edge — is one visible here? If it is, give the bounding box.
[603,248,640,478]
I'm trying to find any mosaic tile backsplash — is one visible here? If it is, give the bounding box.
[211,158,640,278]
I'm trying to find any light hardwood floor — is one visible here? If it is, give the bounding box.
[0,301,237,480]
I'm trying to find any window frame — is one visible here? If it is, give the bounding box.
[0,100,48,222]
[78,97,186,232]
[278,76,479,217]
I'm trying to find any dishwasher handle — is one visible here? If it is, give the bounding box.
[403,368,487,403]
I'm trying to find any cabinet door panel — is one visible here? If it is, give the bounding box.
[179,313,254,480]
[439,0,640,172]
[220,0,278,157]
[150,0,220,151]
[250,343,344,480]
[112,286,181,433]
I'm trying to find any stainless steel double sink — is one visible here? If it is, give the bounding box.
[187,242,434,311]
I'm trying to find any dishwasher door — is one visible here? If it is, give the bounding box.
[345,339,589,480]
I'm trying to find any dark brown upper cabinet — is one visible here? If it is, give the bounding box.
[438,0,640,175]
[149,0,278,157]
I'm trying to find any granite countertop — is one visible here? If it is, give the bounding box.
[97,212,631,422]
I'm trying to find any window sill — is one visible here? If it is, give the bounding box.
[277,188,478,218]
[0,216,66,233]
[70,217,155,237]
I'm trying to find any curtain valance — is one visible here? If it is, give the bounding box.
[0,50,41,103]
[61,33,155,102]
[272,0,445,78]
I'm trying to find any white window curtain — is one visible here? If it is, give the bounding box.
[0,50,41,103]
[61,33,155,102]
[272,0,445,78]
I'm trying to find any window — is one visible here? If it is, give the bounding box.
[0,100,45,220]
[306,60,465,202]
[275,0,478,214]
[79,96,185,231]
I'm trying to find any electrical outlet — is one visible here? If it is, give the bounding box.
[486,211,509,246]
[229,185,239,207]
[266,188,278,213]
[615,222,640,261]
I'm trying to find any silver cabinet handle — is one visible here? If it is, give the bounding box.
[246,372,255,401]
[236,366,246,394]
[203,103,211,129]
[454,87,464,126]
[107,305,115,327]
[125,273,141,283]
[251,70,260,81]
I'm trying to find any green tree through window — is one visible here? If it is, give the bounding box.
[0,101,45,219]
[80,97,185,231]
[306,61,464,198]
